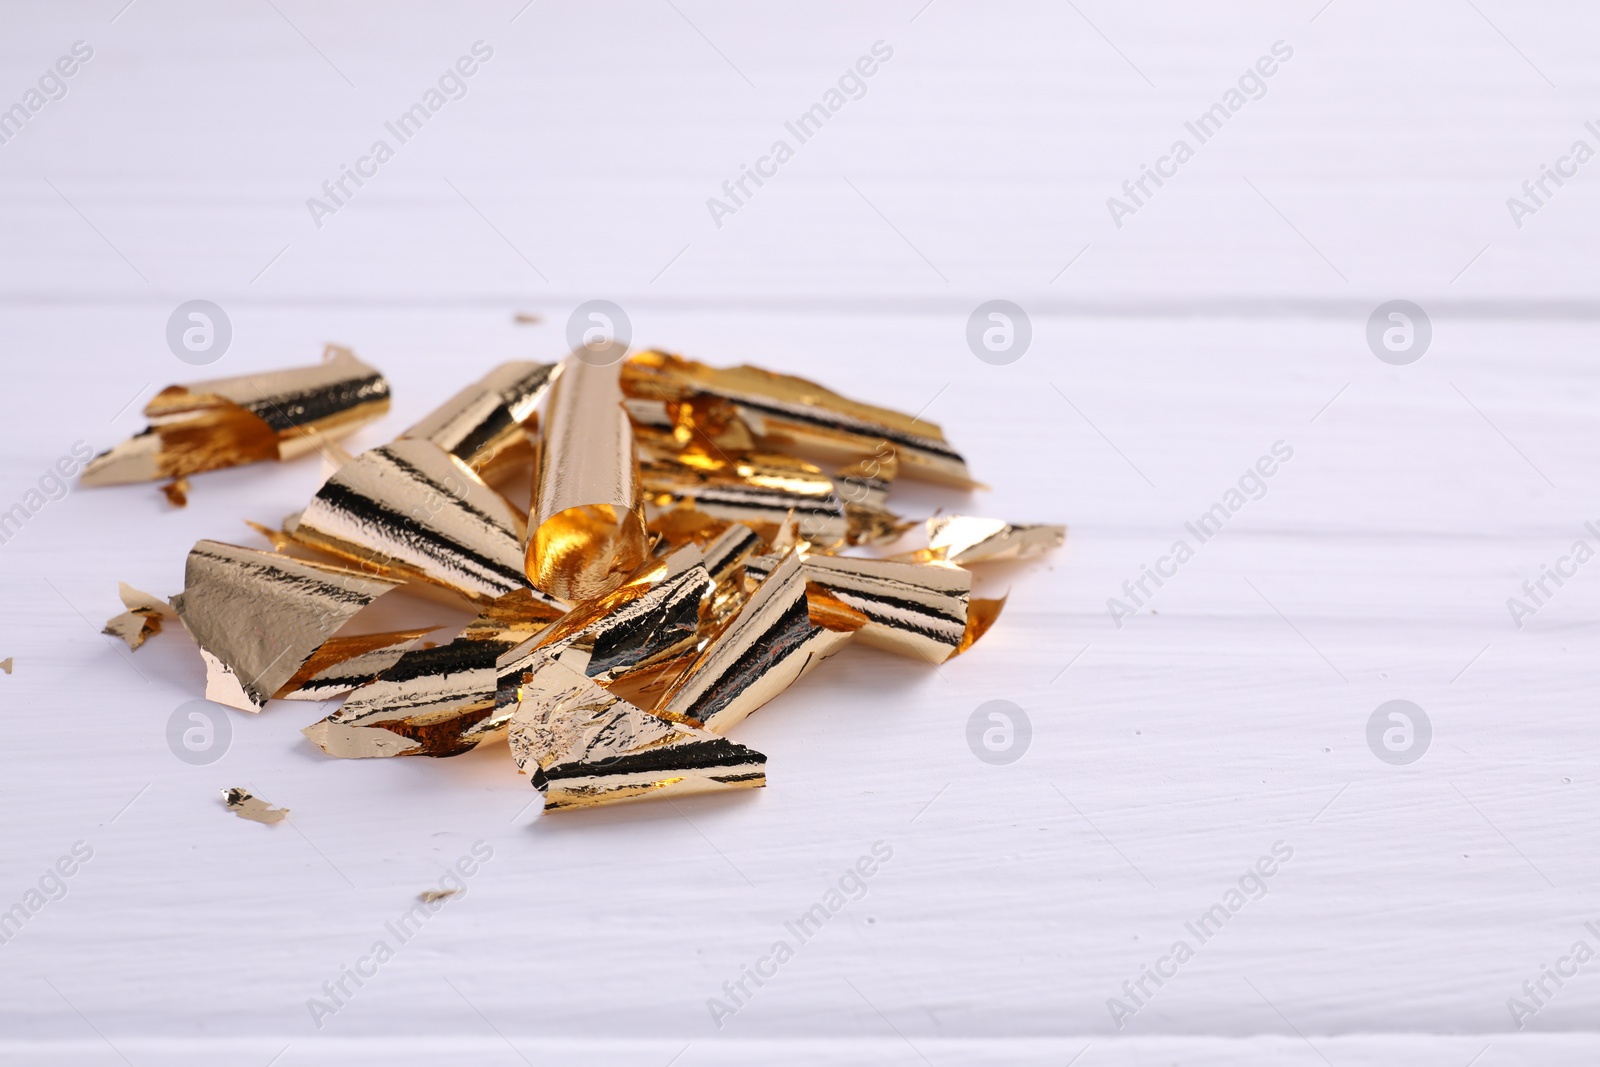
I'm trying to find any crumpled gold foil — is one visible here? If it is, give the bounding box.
[527,356,649,601]
[96,347,1061,814]
[81,346,389,488]
[102,582,176,650]
[508,648,767,811]
[622,350,977,487]
[171,540,401,712]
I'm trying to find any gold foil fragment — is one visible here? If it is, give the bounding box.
[222,787,289,824]
[400,361,555,476]
[622,350,976,487]
[508,649,767,811]
[81,346,390,487]
[275,627,439,701]
[172,540,401,712]
[419,888,458,903]
[918,515,1066,565]
[301,587,564,758]
[656,550,865,733]
[637,428,849,548]
[0,658,11,675]
[527,356,648,602]
[161,477,190,507]
[291,438,544,607]
[102,582,176,650]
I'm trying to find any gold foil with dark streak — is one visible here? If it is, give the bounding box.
[81,346,389,487]
[275,627,439,701]
[621,350,977,488]
[655,550,867,734]
[508,649,767,811]
[400,361,555,478]
[742,551,1002,664]
[527,356,649,602]
[290,438,547,608]
[223,787,289,824]
[301,588,565,759]
[636,428,850,548]
[171,540,401,712]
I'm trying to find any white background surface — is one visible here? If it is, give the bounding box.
[2,1,1598,1064]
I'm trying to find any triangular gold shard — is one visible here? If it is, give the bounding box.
[655,549,865,734]
[918,515,1066,565]
[508,650,766,812]
[80,346,389,487]
[291,438,545,607]
[171,540,400,712]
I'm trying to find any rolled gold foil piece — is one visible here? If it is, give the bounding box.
[919,515,1066,564]
[302,588,564,759]
[81,346,390,487]
[622,350,976,487]
[102,582,175,650]
[400,361,555,476]
[527,356,648,601]
[222,787,289,824]
[656,550,866,734]
[291,438,544,607]
[171,540,401,712]
[508,649,767,811]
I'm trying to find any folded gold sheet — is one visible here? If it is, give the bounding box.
[622,350,976,487]
[527,357,649,601]
[400,361,555,477]
[171,540,401,712]
[82,346,389,488]
[289,438,541,607]
[508,648,767,810]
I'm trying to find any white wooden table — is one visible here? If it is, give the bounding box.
[2,2,1598,1063]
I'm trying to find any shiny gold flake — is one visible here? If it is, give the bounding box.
[222,787,289,824]
[102,582,176,651]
